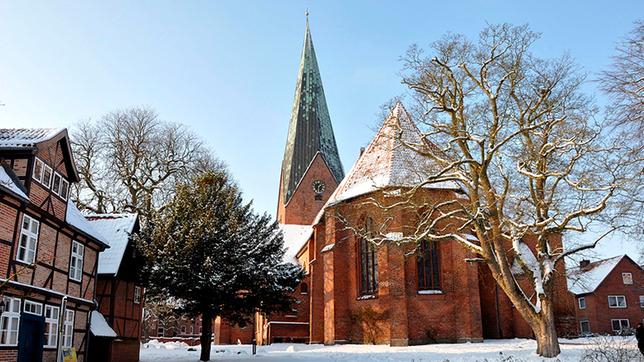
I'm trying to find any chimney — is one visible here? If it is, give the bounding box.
[579,259,591,270]
[359,147,365,157]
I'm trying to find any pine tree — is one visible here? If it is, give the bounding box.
[137,170,302,361]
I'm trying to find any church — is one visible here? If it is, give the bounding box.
[253,18,577,346]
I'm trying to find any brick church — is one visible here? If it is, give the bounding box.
[254,18,577,346]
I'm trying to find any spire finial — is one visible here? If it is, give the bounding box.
[305,9,309,19]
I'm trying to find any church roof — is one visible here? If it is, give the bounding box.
[279,18,344,204]
[326,102,459,205]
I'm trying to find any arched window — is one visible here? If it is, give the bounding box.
[358,217,378,295]
[300,283,308,294]
[417,240,440,291]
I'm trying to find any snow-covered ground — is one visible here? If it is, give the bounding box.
[140,337,643,361]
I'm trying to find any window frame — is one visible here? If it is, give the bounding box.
[42,163,53,189]
[23,300,43,316]
[578,297,586,310]
[62,309,74,348]
[608,295,627,308]
[579,320,591,334]
[157,326,165,337]
[357,218,378,296]
[17,214,39,264]
[0,297,21,346]
[639,295,644,309]
[44,305,60,348]
[621,272,633,285]
[69,241,84,282]
[610,318,630,333]
[134,286,142,304]
[33,158,44,183]
[417,239,441,291]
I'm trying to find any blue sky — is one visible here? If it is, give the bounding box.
[1,1,642,220]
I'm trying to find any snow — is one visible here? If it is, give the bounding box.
[139,337,641,361]
[0,128,64,148]
[65,200,109,246]
[566,255,624,295]
[0,165,29,200]
[86,213,138,275]
[279,224,313,264]
[513,241,544,313]
[90,311,117,338]
[328,103,459,206]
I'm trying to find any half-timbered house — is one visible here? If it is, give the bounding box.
[0,128,109,362]
[86,213,144,362]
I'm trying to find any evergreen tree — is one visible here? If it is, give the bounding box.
[137,170,302,361]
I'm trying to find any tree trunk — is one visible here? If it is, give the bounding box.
[533,299,561,358]
[199,310,213,361]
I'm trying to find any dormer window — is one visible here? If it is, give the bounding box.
[52,172,69,200]
[33,158,53,188]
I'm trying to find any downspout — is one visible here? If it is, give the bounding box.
[56,295,68,362]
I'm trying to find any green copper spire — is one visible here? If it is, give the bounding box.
[279,16,344,204]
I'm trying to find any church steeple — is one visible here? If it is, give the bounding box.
[278,16,344,208]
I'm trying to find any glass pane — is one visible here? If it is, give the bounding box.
[34,160,43,181]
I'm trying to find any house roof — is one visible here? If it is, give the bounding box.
[0,128,64,149]
[65,200,109,248]
[86,213,138,276]
[566,255,629,295]
[0,164,29,201]
[279,18,344,205]
[279,223,313,264]
[327,102,459,205]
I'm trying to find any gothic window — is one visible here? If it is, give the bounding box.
[417,240,440,291]
[358,217,378,296]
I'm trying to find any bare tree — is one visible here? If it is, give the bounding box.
[599,20,644,139]
[349,24,639,357]
[71,107,221,219]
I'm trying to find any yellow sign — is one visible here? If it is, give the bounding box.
[62,348,77,362]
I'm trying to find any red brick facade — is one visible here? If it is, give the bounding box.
[571,256,643,335]
[0,129,108,362]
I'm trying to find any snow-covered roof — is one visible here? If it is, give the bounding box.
[86,213,138,276]
[0,128,64,148]
[279,224,313,264]
[0,165,29,201]
[90,311,117,338]
[65,200,109,246]
[327,103,458,205]
[566,255,625,295]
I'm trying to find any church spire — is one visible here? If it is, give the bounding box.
[279,16,344,205]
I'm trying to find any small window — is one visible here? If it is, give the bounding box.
[640,295,644,308]
[622,273,633,285]
[580,320,591,334]
[0,297,21,345]
[611,319,630,333]
[60,179,69,199]
[44,305,60,348]
[17,214,39,264]
[42,164,53,188]
[190,326,194,335]
[181,325,186,334]
[33,158,43,183]
[157,326,164,337]
[300,283,308,295]
[608,295,627,308]
[69,241,84,282]
[134,286,142,304]
[62,310,74,348]
[51,172,69,200]
[24,300,43,315]
[578,297,586,310]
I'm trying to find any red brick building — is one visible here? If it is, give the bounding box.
[567,255,644,335]
[256,19,577,346]
[0,128,109,361]
[86,213,144,362]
